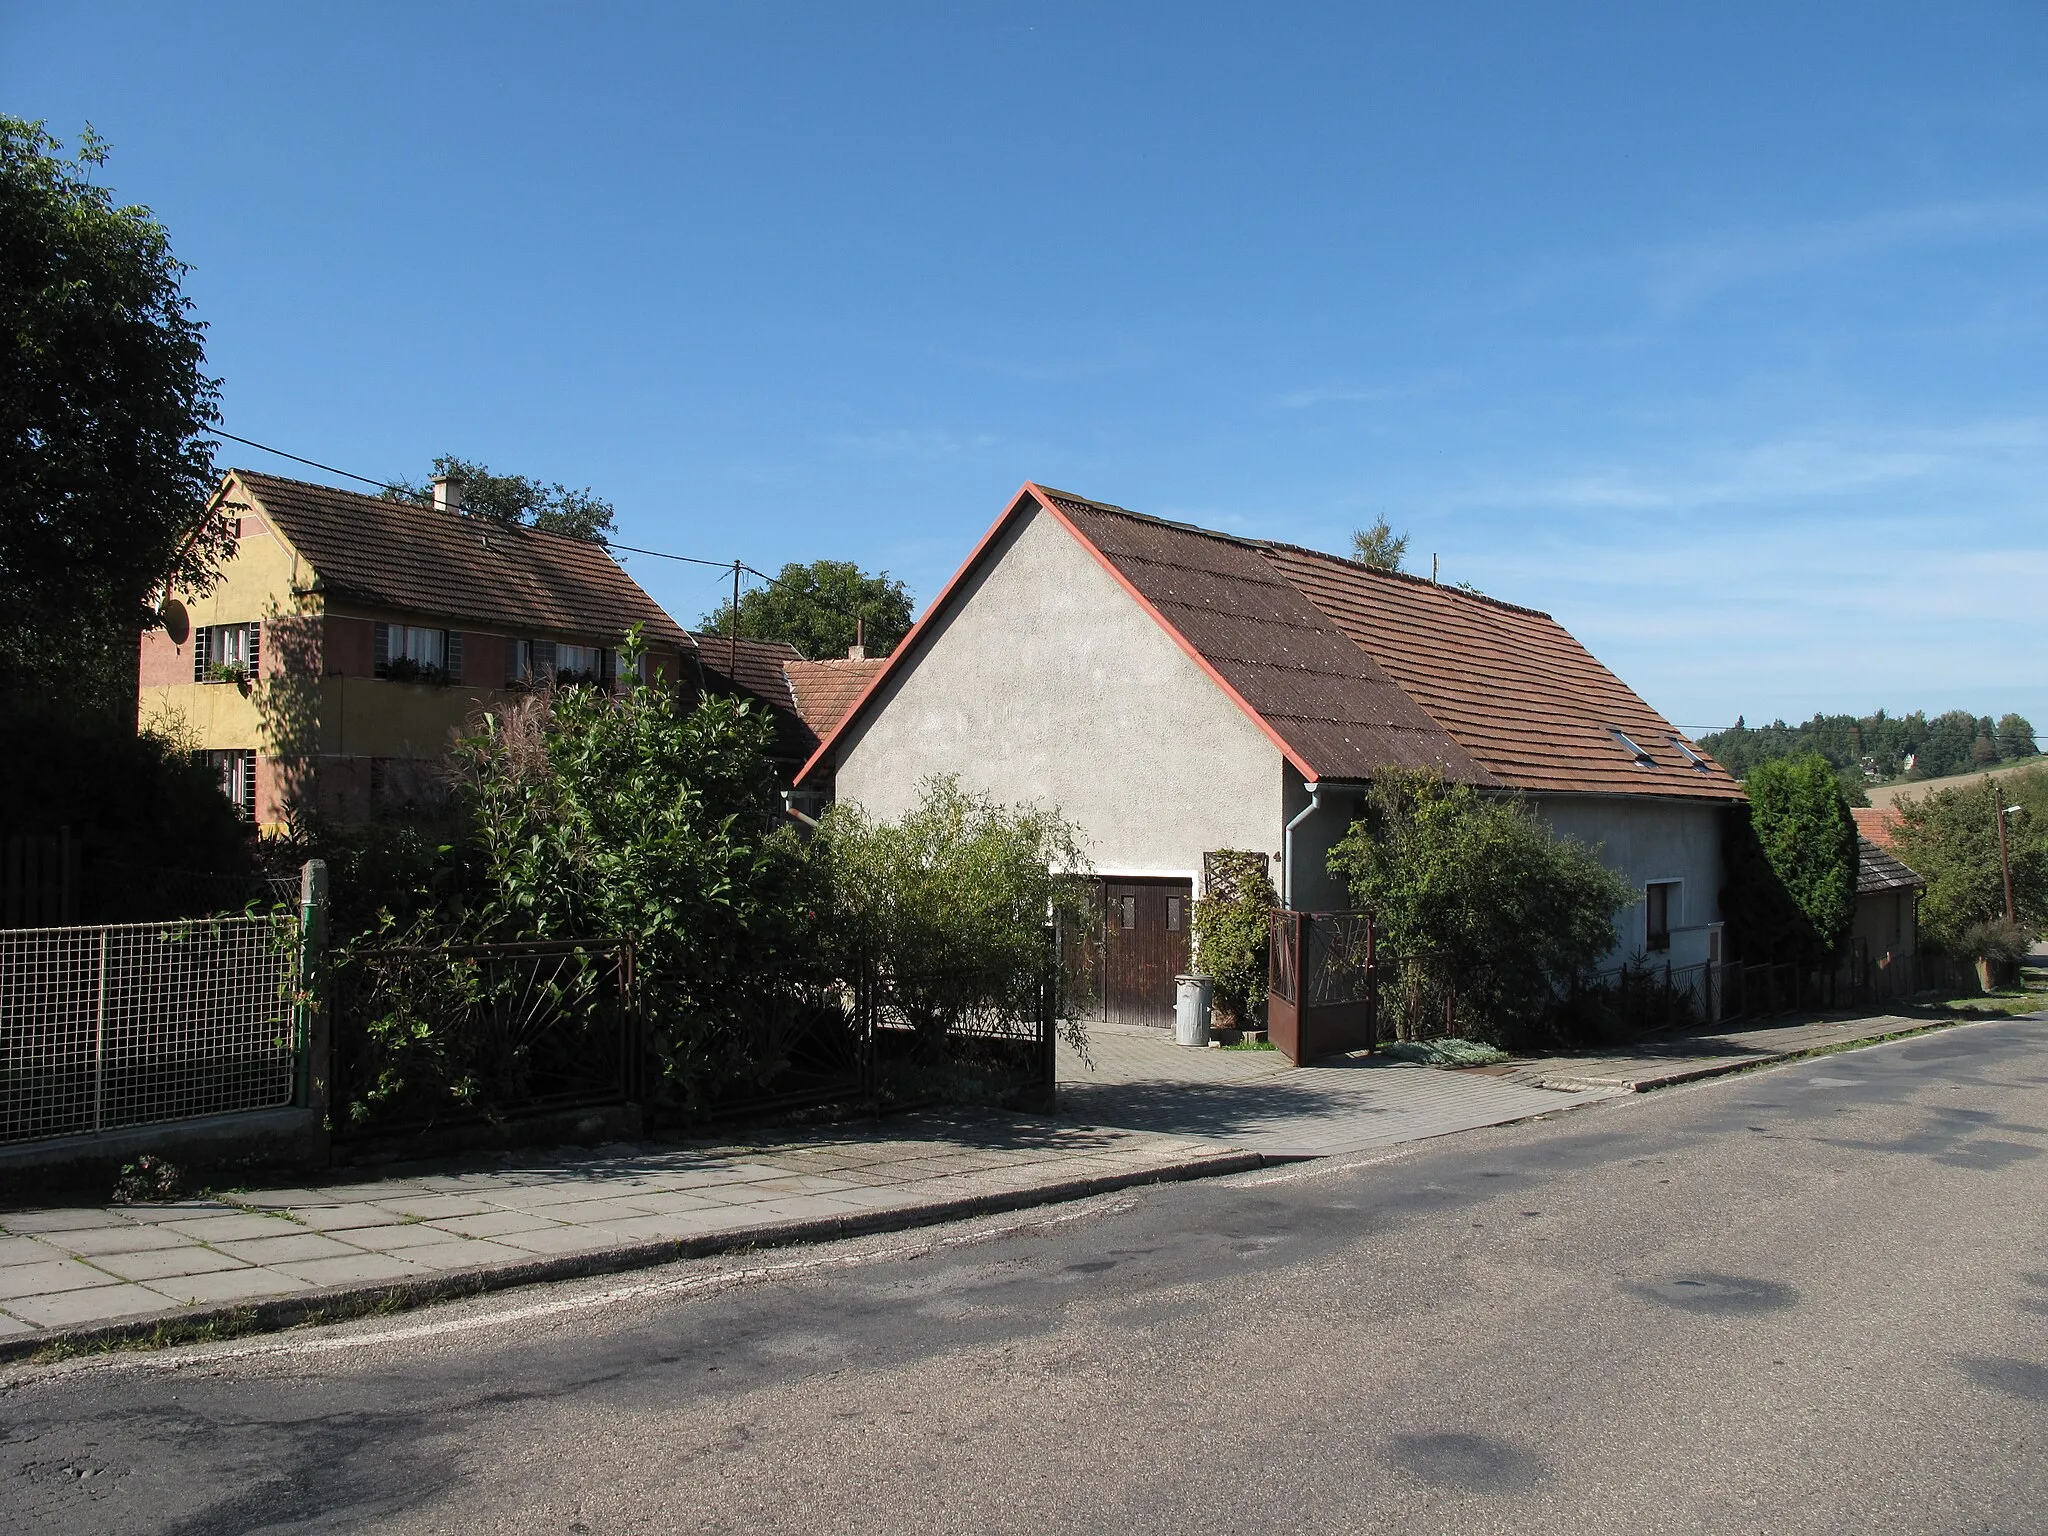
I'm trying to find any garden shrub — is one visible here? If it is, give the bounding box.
[1192,850,1274,1027]
[1327,771,1633,1045]
[817,775,1093,1048]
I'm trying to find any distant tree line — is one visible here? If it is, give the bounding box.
[1700,709,2037,797]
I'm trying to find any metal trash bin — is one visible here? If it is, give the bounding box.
[1175,974,1213,1047]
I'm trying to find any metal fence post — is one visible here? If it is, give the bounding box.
[92,927,109,1134]
[296,860,329,1111]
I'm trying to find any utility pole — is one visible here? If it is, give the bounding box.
[729,560,741,679]
[1996,795,2019,926]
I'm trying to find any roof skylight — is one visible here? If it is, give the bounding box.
[1608,727,1655,767]
[1670,737,1713,772]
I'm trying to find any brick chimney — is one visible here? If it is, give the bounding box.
[432,473,464,515]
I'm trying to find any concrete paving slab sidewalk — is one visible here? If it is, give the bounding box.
[1056,1024,1616,1156]
[1494,1010,2027,1092]
[0,1112,1250,1358]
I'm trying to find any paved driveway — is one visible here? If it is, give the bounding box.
[1057,1022,1611,1157]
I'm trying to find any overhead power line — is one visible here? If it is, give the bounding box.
[206,427,880,650]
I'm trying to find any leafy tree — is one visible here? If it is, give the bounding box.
[817,776,1091,1042]
[1,117,227,714]
[1997,713,2039,760]
[386,454,615,543]
[1191,851,1276,1027]
[444,643,827,1109]
[0,695,252,921]
[1350,516,1409,573]
[1892,777,2048,952]
[1735,754,1859,961]
[702,559,914,660]
[1699,706,2039,786]
[1327,772,1635,1041]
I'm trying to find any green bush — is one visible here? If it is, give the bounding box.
[1327,771,1634,1044]
[1722,754,1856,964]
[1894,781,2048,952]
[818,776,1092,1045]
[1191,850,1274,1026]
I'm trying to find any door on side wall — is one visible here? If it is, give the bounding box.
[1098,878,1193,1028]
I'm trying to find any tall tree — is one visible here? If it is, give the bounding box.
[701,559,914,660]
[1892,773,2048,951]
[1996,713,2038,761]
[1350,516,1410,572]
[1739,754,1858,959]
[385,454,615,543]
[0,117,227,713]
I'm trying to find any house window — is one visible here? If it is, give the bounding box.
[1645,881,1680,952]
[1608,727,1655,767]
[1166,896,1184,933]
[1669,737,1713,772]
[1116,896,1137,931]
[555,642,608,684]
[209,750,256,820]
[193,622,260,682]
[374,623,459,682]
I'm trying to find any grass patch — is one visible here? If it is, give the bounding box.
[1222,1037,1277,1051]
[1378,1037,1511,1067]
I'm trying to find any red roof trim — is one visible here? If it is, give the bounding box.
[1025,487,1320,781]
[793,484,1043,788]
[794,483,1322,788]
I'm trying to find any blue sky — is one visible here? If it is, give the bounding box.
[8,2,2045,731]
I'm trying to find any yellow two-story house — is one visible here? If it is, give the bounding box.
[141,469,698,830]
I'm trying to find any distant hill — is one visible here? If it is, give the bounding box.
[1698,709,2038,799]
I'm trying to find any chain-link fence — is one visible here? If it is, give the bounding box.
[0,915,300,1145]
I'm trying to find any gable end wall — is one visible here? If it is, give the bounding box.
[831,503,1285,880]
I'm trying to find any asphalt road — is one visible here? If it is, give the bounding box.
[6,1018,2047,1535]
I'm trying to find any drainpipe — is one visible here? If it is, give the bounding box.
[1282,781,1322,910]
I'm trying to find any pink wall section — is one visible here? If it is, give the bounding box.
[324,616,375,677]
[138,627,190,687]
[462,631,508,688]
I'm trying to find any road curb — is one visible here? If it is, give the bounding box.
[0,1149,1264,1367]
[1537,1013,2001,1094]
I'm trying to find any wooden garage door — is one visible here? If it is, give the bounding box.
[1099,878,1192,1029]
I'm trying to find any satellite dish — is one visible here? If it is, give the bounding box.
[159,599,190,645]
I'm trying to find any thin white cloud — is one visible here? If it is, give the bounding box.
[1643,198,2048,313]
[826,427,1000,461]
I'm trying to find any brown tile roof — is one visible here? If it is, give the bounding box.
[802,481,1747,803]
[690,633,815,764]
[1852,806,1904,854]
[1257,542,1743,800]
[1037,490,1496,786]
[786,657,887,746]
[229,470,693,650]
[1857,834,1924,894]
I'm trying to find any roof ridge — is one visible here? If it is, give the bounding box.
[1261,539,1553,620]
[1032,483,1553,620]
[231,466,613,554]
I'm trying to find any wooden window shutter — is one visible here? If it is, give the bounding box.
[246,621,260,677]
[373,621,390,677]
[444,630,462,683]
[193,626,209,681]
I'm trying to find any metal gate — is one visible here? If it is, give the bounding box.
[0,916,300,1144]
[1267,908,1378,1065]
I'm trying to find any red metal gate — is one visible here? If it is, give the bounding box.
[1267,908,1377,1065]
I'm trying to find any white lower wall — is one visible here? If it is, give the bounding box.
[1531,794,1727,966]
[831,502,1286,882]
